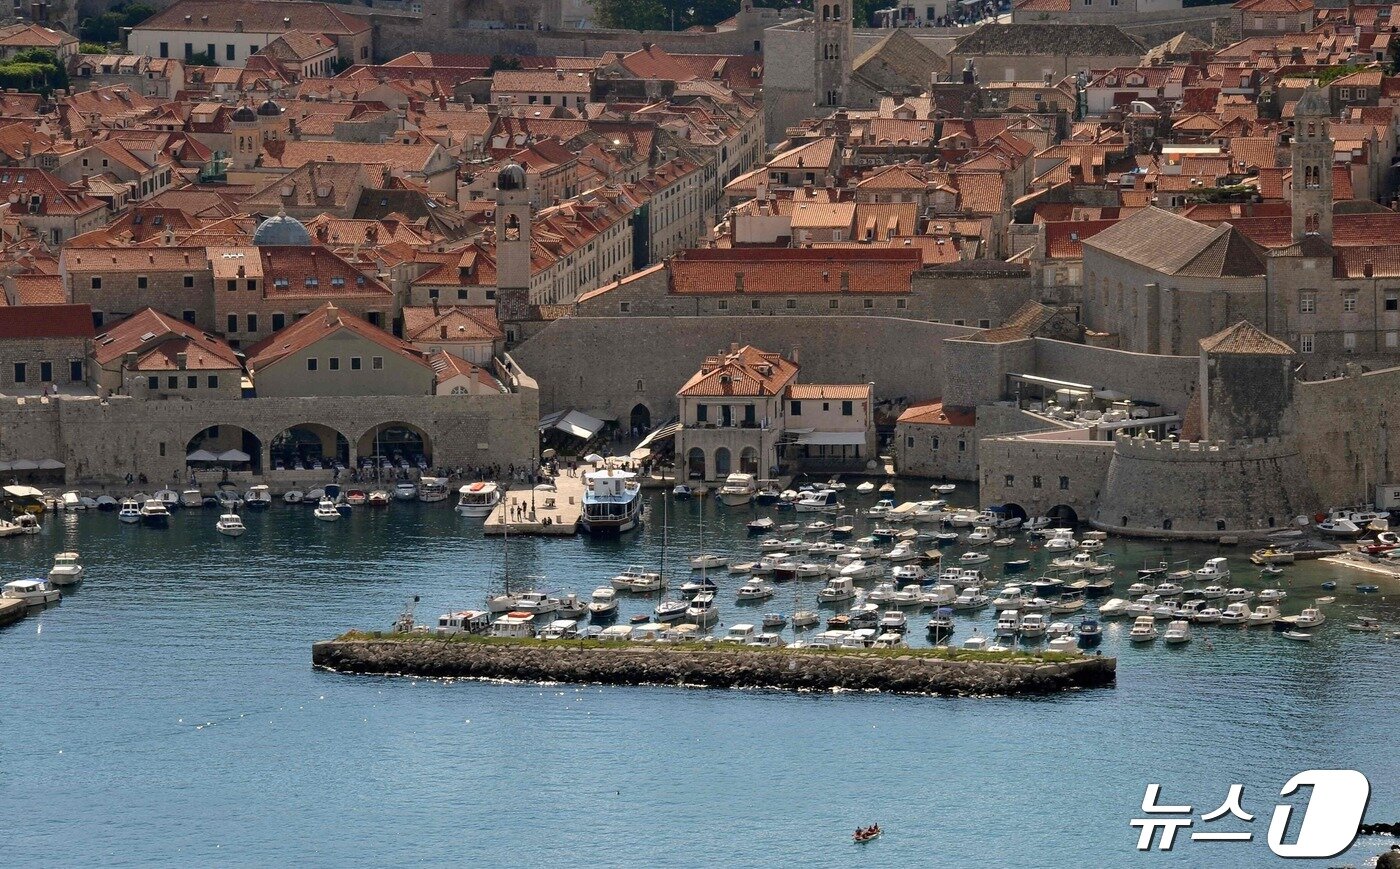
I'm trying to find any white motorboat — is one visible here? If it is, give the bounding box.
[1346,617,1382,632]
[1195,607,1223,624]
[1219,602,1253,625]
[216,513,246,537]
[794,490,839,512]
[153,489,179,510]
[118,499,142,523]
[685,592,720,627]
[513,591,561,617]
[792,607,820,628]
[488,613,535,638]
[1194,557,1231,581]
[1198,585,1228,600]
[717,472,757,507]
[1019,612,1048,638]
[855,481,876,494]
[1044,530,1078,552]
[992,537,1017,548]
[1129,615,1159,642]
[891,564,926,584]
[762,612,789,630]
[2,578,60,606]
[282,490,304,505]
[455,481,501,517]
[838,559,882,581]
[923,584,958,606]
[611,567,665,593]
[313,499,341,521]
[1291,607,1325,629]
[1154,582,1184,597]
[690,553,729,571]
[1281,630,1314,642]
[94,495,119,511]
[1097,598,1130,618]
[244,484,272,508]
[736,579,775,600]
[959,551,989,564]
[180,489,204,508]
[879,610,908,634]
[672,484,693,500]
[817,577,856,602]
[304,488,326,503]
[139,499,171,527]
[746,517,776,535]
[993,586,1027,610]
[588,587,619,619]
[1247,604,1281,627]
[962,635,989,650]
[994,609,1021,637]
[966,525,995,545]
[394,482,418,501]
[1163,619,1191,644]
[886,544,919,563]
[47,552,84,586]
[367,490,391,507]
[1225,587,1254,602]
[436,610,490,636]
[556,593,588,620]
[653,598,689,623]
[952,587,989,610]
[418,477,450,503]
[1048,635,1079,653]
[1257,588,1287,604]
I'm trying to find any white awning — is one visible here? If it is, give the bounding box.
[9,459,38,470]
[795,431,866,446]
[634,421,682,452]
[539,408,606,440]
[37,459,65,469]
[217,449,251,462]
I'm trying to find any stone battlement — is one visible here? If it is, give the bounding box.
[1112,433,1295,461]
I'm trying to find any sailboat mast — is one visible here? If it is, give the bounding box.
[661,489,668,580]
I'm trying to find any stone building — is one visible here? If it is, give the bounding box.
[90,307,244,400]
[0,304,93,392]
[128,0,373,67]
[945,24,1146,82]
[814,0,854,111]
[245,303,435,398]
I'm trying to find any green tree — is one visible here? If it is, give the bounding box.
[185,51,219,67]
[594,0,669,30]
[119,2,156,25]
[489,54,522,72]
[79,42,108,54]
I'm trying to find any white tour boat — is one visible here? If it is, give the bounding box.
[455,481,502,517]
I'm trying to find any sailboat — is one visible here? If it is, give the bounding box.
[685,496,720,627]
[792,584,819,629]
[486,517,517,613]
[655,492,690,622]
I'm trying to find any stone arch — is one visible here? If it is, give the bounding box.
[1001,502,1029,523]
[822,3,830,19]
[358,421,432,467]
[187,424,263,472]
[686,447,705,480]
[271,423,349,469]
[1046,504,1079,527]
[739,446,759,475]
[713,447,732,478]
[629,403,651,433]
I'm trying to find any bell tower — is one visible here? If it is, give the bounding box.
[1291,83,1333,244]
[814,2,852,111]
[494,161,532,339]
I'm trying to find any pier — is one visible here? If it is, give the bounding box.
[0,598,26,627]
[312,634,1117,697]
[482,471,583,536]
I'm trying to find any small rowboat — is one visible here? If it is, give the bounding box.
[853,829,882,844]
[1280,630,1314,642]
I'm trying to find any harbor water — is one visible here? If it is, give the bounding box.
[3,480,1398,867]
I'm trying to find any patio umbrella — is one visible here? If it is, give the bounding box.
[186,449,218,462]
[37,459,65,470]
[584,453,604,463]
[534,483,556,492]
[9,459,38,470]
[217,449,251,463]
[0,461,11,471]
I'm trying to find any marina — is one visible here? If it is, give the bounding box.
[5,476,1400,865]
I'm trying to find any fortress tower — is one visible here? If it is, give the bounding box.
[814,2,852,110]
[494,161,532,340]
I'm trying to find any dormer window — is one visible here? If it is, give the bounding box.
[305,277,319,287]
[331,276,345,287]
[274,277,289,288]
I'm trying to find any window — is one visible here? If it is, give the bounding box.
[247,279,256,292]
[957,440,966,452]
[226,314,238,333]
[457,289,468,302]
[272,313,285,331]
[1059,476,1070,490]
[822,402,829,412]
[159,442,166,457]
[906,436,914,448]
[226,279,237,292]
[92,311,103,328]
[697,404,708,422]
[69,360,82,382]
[12,362,25,382]
[167,376,178,389]
[329,357,340,371]
[954,319,965,326]
[351,357,362,370]
[1343,293,1358,313]
[1387,332,1398,348]
[790,400,802,416]
[1300,334,1314,353]
[372,357,383,370]
[932,436,940,450]
[187,375,197,389]
[1299,292,1316,314]
[862,298,873,309]
[841,400,853,416]
[786,298,797,309]
[619,301,630,313]
[307,358,318,371]
[182,310,196,324]
[1386,295,1398,312]
[1344,332,1357,351]
[137,275,148,289]
[1005,475,1015,487]
[716,299,728,311]
[207,375,219,389]
[828,298,839,310]
[90,276,101,289]
[247,314,259,333]
[226,44,235,61]
[147,375,158,389]
[896,298,907,310]
[159,41,168,58]
[1032,475,1042,489]
[1339,87,1351,100]
[750,299,760,310]
[39,361,51,382]
[183,275,194,288]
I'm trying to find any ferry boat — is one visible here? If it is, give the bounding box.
[580,469,642,534]
[455,481,502,517]
[418,477,450,503]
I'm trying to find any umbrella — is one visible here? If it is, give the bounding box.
[541,448,557,460]
[584,453,604,463]
[37,459,65,470]
[217,449,251,463]
[186,449,218,462]
[9,459,38,470]
[0,461,10,471]
[534,483,556,492]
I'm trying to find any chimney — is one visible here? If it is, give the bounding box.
[176,351,188,370]
[325,303,338,326]
[237,264,246,278]
[555,69,564,80]
[790,345,800,364]
[432,297,440,315]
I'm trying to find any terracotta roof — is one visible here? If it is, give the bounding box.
[953,23,1145,57]
[402,305,503,343]
[897,401,975,427]
[259,246,392,299]
[1084,206,1264,276]
[668,249,919,295]
[92,307,237,368]
[0,23,75,48]
[426,350,502,389]
[245,303,426,371]
[137,0,370,35]
[787,384,870,399]
[1199,321,1294,355]
[678,345,798,397]
[0,303,93,340]
[1044,219,1116,259]
[11,274,65,305]
[492,69,592,94]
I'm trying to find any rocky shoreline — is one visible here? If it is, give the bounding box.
[312,637,1117,696]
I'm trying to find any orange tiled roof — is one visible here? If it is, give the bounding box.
[678,345,798,397]
[668,249,919,296]
[897,401,975,427]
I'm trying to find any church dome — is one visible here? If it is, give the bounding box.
[497,161,526,191]
[231,104,257,123]
[256,98,283,117]
[253,210,311,246]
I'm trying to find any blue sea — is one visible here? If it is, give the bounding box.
[3,484,1397,867]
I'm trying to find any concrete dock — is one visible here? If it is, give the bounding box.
[483,470,583,536]
[0,597,28,627]
[1320,551,1400,581]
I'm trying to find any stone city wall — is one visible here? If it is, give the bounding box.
[511,315,974,423]
[1292,364,1400,507]
[1030,338,1199,413]
[977,431,1114,521]
[1091,435,1317,539]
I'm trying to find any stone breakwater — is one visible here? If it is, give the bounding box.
[312,638,1117,696]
